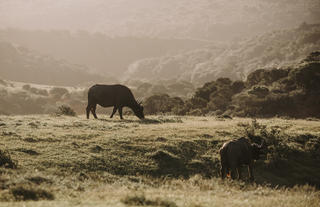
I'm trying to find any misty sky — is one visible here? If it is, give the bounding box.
[1,0,318,39]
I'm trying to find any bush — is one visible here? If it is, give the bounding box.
[0,79,7,86]
[240,119,291,169]
[144,94,184,115]
[10,186,54,201]
[248,86,270,98]
[121,194,177,207]
[50,87,69,99]
[55,105,76,116]
[23,85,48,96]
[0,149,17,169]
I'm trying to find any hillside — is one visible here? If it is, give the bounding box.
[1,51,319,117]
[0,41,115,86]
[0,0,319,41]
[143,51,320,118]
[126,23,320,85]
[0,29,211,76]
[0,115,319,206]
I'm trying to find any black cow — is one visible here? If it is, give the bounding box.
[219,137,265,181]
[86,84,144,119]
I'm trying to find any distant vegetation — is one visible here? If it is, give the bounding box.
[0,29,209,79]
[1,24,319,87]
[0,41,114,86]
[0,78,195,115]
[0,82,86,115]
[126,23,320,85]
[144,51,320,118]
[0,51,319,118]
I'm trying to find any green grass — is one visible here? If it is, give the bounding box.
[0,115,319,206]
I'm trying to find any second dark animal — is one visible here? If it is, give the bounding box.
[86,84,144,119]
[219,137,265,181]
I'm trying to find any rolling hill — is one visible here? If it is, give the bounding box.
[125,23,320,85]
[0,29,211,77]
[0,41,115,86]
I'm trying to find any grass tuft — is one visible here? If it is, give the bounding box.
[0,149,17,169]
[121,194,177,207]
[27,176,53,185]
[10,186,54,201]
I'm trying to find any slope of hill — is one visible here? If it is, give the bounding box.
[144,51,320,118]
[0,29,211,76]
[0,115,319,205]
[126,23,320,85]
[0,41,116,86]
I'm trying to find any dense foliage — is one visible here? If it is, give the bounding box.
[145,51,320,118]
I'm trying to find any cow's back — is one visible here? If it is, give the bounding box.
[222,138,252,165]
[88,84,134,107]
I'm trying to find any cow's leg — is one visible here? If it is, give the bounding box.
[221,164,227,179]
[86,103,95,119]
[248,161,254,182]
[110,106,117,118]
[230,167,237,180]
[86,105,91,119]
[237,166,242,180]
[230,162,238,180]
[118,107,123,119]
[220,157,228,179]
[91,104,98,119]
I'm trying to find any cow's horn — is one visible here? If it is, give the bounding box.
[259,139,265,148]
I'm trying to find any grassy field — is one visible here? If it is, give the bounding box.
[0,115,320,206]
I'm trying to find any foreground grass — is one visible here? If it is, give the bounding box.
[0,115,319,206]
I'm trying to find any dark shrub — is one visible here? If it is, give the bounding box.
[55,105,76,116]
[248,86,269,98]
[194,81,217,101]
[121,194,177,207]
[246,69,266,87]
[216,77,232,86]
[304,51,320,62]
[290,62,320,92]
[0,149,17,169]
[231,81,245,94]
[144,94,184,115]
[10,186,54,201]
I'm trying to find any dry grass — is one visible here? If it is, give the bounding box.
[0,115,319,206]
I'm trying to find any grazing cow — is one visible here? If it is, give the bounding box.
[219,137,265,181]
[86,84,144,119]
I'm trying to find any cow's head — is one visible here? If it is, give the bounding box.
[251,140,266,160]
[133,102,145,119]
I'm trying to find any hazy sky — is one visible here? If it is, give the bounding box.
[1,0,318,39]
[0,0,172,31]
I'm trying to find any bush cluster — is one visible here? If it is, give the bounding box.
[144,51,320,118]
